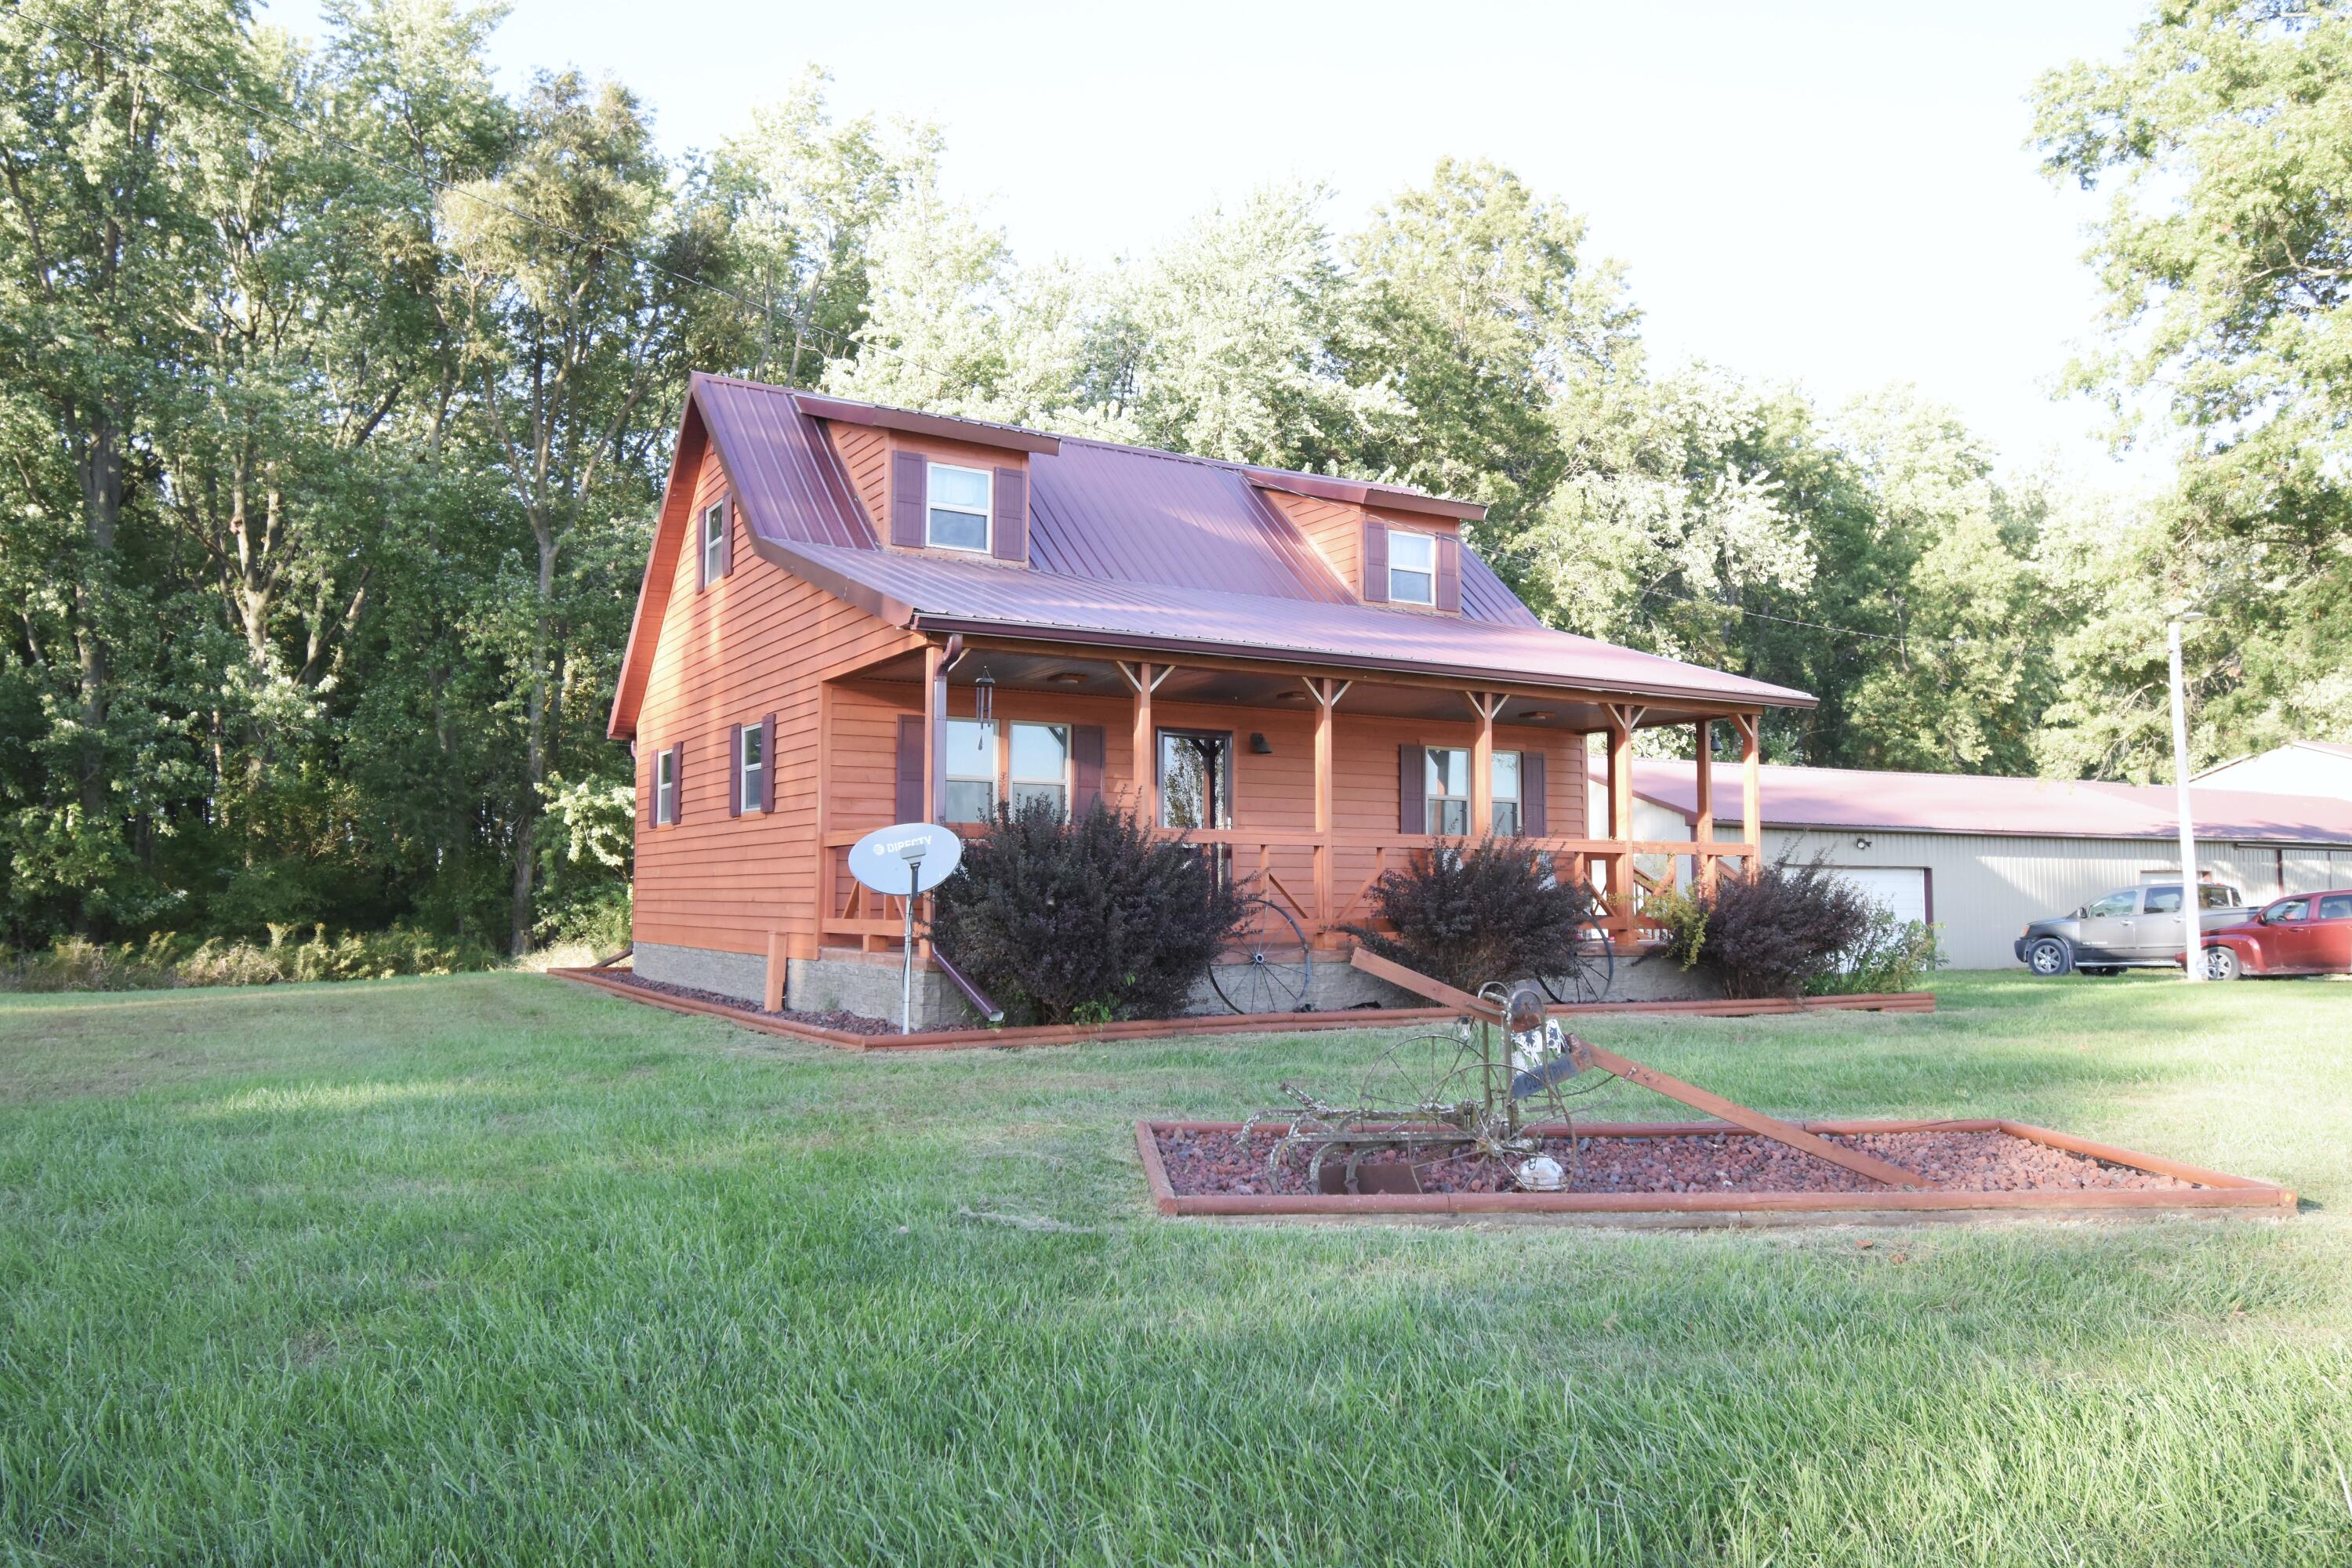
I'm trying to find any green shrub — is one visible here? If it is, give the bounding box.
[1643,884,1708,971]
[0,925,499,993]
[1338,837,1604,994]
[926,797,1252,1027]
[1806,904,1943,996]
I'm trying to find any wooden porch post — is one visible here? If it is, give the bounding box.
[1737,713,1762,869]
[1464,691,1502,837]
[1305,677,1350,941]
[1694,718,1715,892]
[1120,661,1173,826]
[1607,702,1642,938]
[922,641,947,824]
[815,681,835,949]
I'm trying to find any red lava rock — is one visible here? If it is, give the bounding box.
[1152,1127,2200,1200]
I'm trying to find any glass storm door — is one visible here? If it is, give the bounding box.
[1158,731,1232,829]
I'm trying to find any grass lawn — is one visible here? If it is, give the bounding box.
[3,969,2349,1566]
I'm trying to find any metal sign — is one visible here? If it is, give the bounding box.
[848,822,963,896]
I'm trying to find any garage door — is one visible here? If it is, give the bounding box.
[1829,866,1929,927]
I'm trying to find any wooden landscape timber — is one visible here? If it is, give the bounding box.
[1134,1118,2300,1224]
[546,964,1934,1051]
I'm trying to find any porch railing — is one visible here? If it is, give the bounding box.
[818,826,1755,953]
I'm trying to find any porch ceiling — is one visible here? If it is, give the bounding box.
[840,647,1739,731]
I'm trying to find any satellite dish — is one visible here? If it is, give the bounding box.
[848,822,964,896]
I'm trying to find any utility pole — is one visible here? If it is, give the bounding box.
[2168,613,2205,982]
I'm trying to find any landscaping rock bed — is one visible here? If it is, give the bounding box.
[1152,1125,2202,1198]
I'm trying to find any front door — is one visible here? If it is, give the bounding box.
[2258,897,2318,971]
[1158,729,1233,829]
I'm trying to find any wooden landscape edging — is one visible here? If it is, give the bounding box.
[1135,1119,2299,1223]
[546,966,1934,1051]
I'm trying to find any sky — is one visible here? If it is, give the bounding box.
[270,0,2161,483]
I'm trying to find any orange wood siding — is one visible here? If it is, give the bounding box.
[632,439,919,956]
[1263,490,1362,598]
[829,423,889,532]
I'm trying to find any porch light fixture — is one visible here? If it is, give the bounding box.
[1250,733,1273,755]
[1523,710,1555,720]
[973,664,996,722]
[1272,690,1307,702]
[1047,671,1087,685]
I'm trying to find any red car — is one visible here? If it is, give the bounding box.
[2201,889,2352,980]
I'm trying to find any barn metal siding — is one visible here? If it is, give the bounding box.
[1764,829,2351,970]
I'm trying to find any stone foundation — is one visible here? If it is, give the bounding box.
[633,939,1723,1031]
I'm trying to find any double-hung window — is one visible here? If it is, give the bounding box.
[927,463,992,552]
[1491,751,1523,837]
[654,748,677,826]
[944,718,996,822]
[1009,722,1070,816]
[737,724,764,813]
[1388,529,1436,605]
[701,501,727,585]
[1425,746,1471,835]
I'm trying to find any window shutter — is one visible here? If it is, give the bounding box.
[670,742,684,823]
[760,713,778,813]
[891,451,927,548]
[1399,743,1425,835]
[1362,520,1388,603]
[992,466,1027,561]
[695,507,710,592]
[720,495,735,577]
[1522,750,1547,838]
[895,715,924,823]
[728,723,743,817]
[1072,724,1105,815]
[1434,533,1461,613]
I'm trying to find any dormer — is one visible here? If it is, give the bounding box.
[795,394,1058,568]
[1246,470,1486,612]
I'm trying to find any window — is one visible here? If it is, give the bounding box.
[737,724,764,813]
[1388,529,1436,605]
[1425,746,1470,836]
[2144,887,2183,914]
[2267,898,2310,924]
[943,718,996,822]
[2201,885,2241,909]
[2320,895,2352,920]
[1159,731,1232,830]
[654,748,677,826]
[1009,722,1070,816]
[927,463,991,552]
[2085,891,2139,918]
[1491,751,1523,837]
[701,501,726,585]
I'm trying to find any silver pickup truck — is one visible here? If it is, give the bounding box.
[2015,883,2251,976]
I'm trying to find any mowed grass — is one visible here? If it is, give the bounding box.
[2,971,2349,1566]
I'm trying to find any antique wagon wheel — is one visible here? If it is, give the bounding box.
[1211,895,1314,1015]
[1538,898,1616,1006]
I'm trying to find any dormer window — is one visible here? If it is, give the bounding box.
[701,501,726,586]
[1388,529,1436,605]
[927,463,992,552]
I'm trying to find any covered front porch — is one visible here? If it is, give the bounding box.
[814,636,1765,960]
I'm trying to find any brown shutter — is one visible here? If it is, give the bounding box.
[895,715,924,823]
[1399,743,1425,835]
[891,451,927,548]
[1362,520,1388,603]
[1434,533,1461,613]
[760,713,778,813]
[670,742,684,823]
[720,495,735,577]
[728,723,743,817]
[992,466,1027,561]
[1072,724,1105,815]
[695,505,710,592]
[1522,750,1547,837]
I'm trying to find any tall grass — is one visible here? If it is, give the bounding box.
[0,925,498,992]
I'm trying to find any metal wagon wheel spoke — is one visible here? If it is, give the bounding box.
[1538,900,1616,1005]
[1211,895,1314,1016]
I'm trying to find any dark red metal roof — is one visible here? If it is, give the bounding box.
[671,375,1816,712]
[1631,758,2352,844]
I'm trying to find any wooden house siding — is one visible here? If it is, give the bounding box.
[829,423,890,532]
[1263,490,1364,598]
[632,439,918,958]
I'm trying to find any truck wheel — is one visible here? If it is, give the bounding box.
[2204,946,2241,982]
[2026,937,2074,977]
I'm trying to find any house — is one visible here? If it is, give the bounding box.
[2192,741,2352,800]
[607,373,1813,1023]
[1617,759,2352,969]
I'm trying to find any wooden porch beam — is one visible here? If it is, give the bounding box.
[1736,712,1761,865]
[1694,718,1715,892]
[1606,703,1639,931]
[1464,691,1504,839]
[922,641,947,825]
[1120,660,1174,825]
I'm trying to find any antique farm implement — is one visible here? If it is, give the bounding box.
[1243,948,1924,1196]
